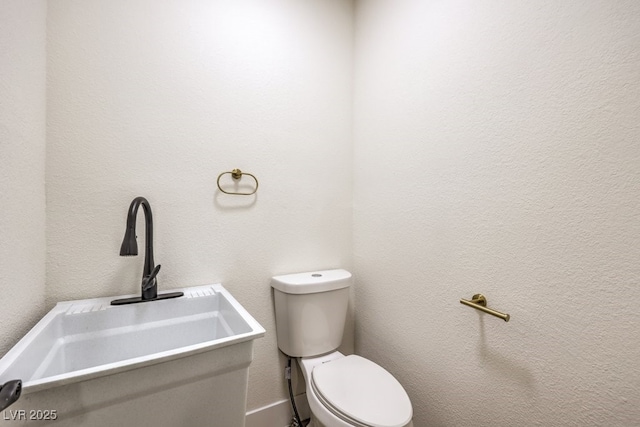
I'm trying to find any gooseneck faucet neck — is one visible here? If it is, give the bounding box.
[122,197,154,276]
[120,196,157,300]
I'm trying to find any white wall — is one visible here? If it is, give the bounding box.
[46,0,353,411]
[353,1,640,426]
[5,1,640,425]
[0,0,47,357]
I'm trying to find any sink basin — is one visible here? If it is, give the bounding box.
[0,283,265,393]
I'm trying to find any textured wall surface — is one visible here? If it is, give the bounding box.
[353,1,640,426]
[6,1,640,425]
[46,0,353,411]
[0,0,47,357]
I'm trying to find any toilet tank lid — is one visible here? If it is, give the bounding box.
[271,269,352,294]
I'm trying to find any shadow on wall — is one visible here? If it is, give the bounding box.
[477,317,536,396]
[214,191,258,211]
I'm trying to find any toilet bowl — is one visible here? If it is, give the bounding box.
[271,269,414,427]
[298,352,413,427]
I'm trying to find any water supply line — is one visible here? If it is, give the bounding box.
[286,356,304,427]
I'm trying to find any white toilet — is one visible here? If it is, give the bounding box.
[272,269,413,427]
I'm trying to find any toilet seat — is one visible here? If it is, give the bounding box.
[311,355,412,427]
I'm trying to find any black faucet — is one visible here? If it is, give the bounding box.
[111,197,183,305]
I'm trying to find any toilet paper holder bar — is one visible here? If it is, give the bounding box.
[460,294,510,322]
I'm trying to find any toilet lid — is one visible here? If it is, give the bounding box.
[311,355,412,427]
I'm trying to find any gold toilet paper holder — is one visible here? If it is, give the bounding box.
[460,294,510,322]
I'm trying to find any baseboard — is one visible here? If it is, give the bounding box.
[245,394,310,427]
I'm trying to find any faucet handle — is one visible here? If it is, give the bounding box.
[142,264,161,291]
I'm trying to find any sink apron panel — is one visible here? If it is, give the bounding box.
[4,340,254,427]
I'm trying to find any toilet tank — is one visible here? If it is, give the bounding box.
[271,269,351,357]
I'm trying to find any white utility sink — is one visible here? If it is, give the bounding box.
[0,283,265,393]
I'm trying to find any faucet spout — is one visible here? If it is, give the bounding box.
[111,197,183,306]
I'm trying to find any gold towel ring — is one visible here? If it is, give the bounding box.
[216,169,259,195]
